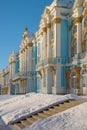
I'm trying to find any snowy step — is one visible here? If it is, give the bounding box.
[32,115,41,120]
[14,123,25,130]
[38,113,49,118]
[21,120,31,127]
[10,100,84,130]
[27,117,37,124]
[43,110,55,115]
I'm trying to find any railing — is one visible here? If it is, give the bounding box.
[36,58,54,69]
[11,71,34,80]
[36,57,72,69]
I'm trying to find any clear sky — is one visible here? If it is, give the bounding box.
[0,0,53,70]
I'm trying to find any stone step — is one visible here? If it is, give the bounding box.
[10,100,84,130]
[32,115,41,120]
[21,120,32,127]
[14,123,25,130]
[38,113,49,118]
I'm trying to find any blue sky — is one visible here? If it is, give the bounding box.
[0,0,53,69]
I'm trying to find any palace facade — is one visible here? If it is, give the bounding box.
[0,0,87,95]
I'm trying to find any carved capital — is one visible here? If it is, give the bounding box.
[50,66,56,74]
[74,17,82,24]
[43,27,47,32]
[38,71,42,78]
[27,43,33,47]
[40,32,43,35]
[53,18,61,24]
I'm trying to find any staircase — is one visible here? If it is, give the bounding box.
[9,100,83,130]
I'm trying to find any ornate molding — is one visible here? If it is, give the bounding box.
[74,17,82,24]
[53,18,61,24]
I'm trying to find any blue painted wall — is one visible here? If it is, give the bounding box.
[61,19,69,59]
[15,58,19,73]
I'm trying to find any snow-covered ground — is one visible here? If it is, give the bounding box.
[0,93,87,130]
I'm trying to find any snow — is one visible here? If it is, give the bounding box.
[0,93,87,130]
[0,93,76,125]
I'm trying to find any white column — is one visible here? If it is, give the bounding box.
[47,23,51,58]
[55,66,63,94]
[19,53,22,73]
[77,22,82,54]
[46,68,52,94]
[43,27,47,59]
[54,18,61,57]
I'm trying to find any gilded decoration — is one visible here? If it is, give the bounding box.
[46,23,51,28]
[82,27,87,32]
[53,18,61,24]
[38,71,42,78]
[74,17,82,24]
[40,32,43,35]
[69,24,73,30]
[43,27,47,32]
[9,60,15,64]
[83,64,87,68]
[71,44,74,57]
[50,66,56,74]
[81,40,85,50]
[83,9,87,18]
[27,43,33,47]
[66,69,71,90]
[72,66,81,89]
[83,2,87,7]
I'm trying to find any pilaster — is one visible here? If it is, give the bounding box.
[47,15,51,58]
[53,17,61,57]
